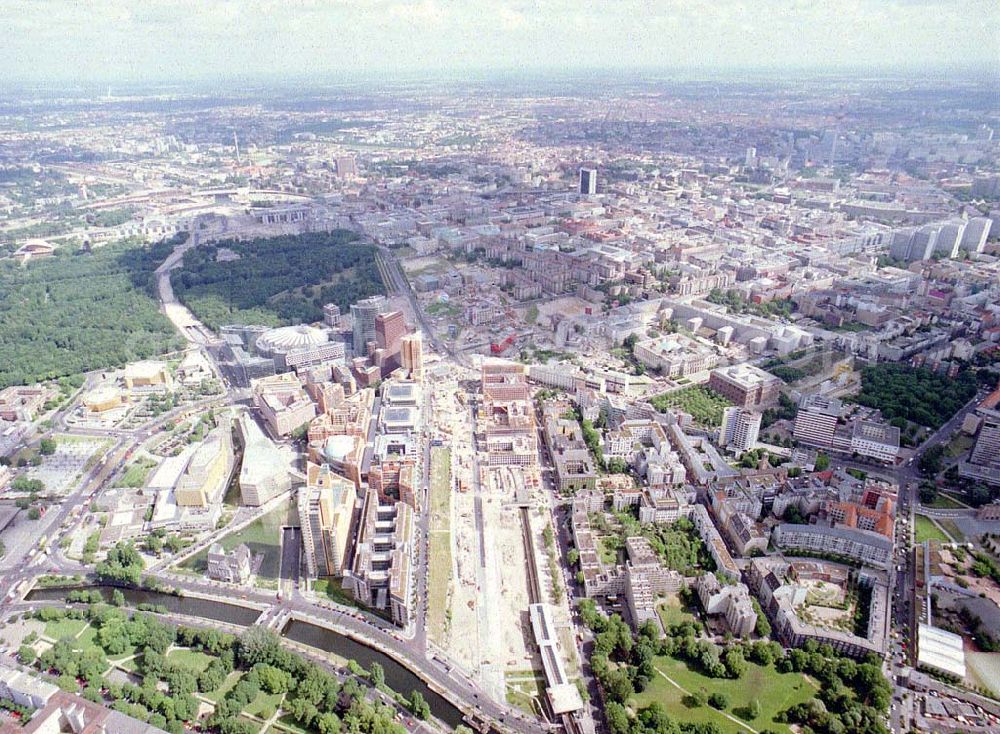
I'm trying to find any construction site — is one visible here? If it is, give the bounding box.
[425,360,582,721]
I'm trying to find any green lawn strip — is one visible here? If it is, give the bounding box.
[167,647,216,673]
[107,646,139,664]
[427,447,452,644]
[427,534,451,642]
[43,618,88,641]
[944,434,975,458]
[75,625,104,652]
[275,715,313,734]
[914,514,950,543]
[114,457,157,488]
[923,493,968,510]
[506,684,539,716]
[938,491,971,509]
[115,654,141,673]
[633,656,816,734]
[936,518,965,542]
[238,714,267,731]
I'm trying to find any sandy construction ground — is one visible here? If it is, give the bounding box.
[521,296,595,324]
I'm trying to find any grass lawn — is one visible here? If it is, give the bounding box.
[937,518,965,542]
[116,654,142,673]
[650,386,732,428]
[203,671,243,704]
[657,594,699,629]
[107,646,139,664]
[113,457,157,488]
[427,447,452,645]
[914,515,950,543]
[44,618,88,641]
[923,493,968,510]
[168,647,215,673]
[275,715,313,734]
[74,625,109,655]
[238,715,267,731]
[634,656,817,734]
[945,433,975,458]
[505,671,544,716]
[245,691,284,718]
[598,536,621,565]
[180,499,293,578]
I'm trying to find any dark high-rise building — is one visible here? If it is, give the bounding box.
[579,167,597,195]
[351,295,390,354]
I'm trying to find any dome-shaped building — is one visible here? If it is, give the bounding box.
[254,325,343,371]
[255,324,328,358]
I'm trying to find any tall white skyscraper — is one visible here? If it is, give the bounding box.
[719,408,762,452]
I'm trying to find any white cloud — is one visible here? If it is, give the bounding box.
[0,0,995,83]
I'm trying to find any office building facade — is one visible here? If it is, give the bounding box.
[299,462,357,577]
[351,295,390,355]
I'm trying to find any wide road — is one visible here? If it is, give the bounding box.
[376,246,464,364]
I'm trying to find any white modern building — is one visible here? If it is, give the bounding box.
[719,407,761,452]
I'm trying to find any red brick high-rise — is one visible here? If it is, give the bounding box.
[375,310,407,352]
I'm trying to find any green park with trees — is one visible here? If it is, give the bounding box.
[0,236,184,388]
[579,599,892,734]
[170,230,385,329]
[852,364,977,430]
[650,386,732,428]
[21,595,437,734]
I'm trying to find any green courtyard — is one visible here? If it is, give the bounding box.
[656,594,699,630]
[650,385,732,428]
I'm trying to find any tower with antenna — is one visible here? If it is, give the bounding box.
[233,131,242,166]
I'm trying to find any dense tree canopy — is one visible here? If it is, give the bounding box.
[170,230,385,329]
[854,364,977,429]
[95,542,144,586]
[0,236,184,387]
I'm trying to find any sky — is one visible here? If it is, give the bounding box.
[2,0,998,85]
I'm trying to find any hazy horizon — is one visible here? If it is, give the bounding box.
[2,0,998,86]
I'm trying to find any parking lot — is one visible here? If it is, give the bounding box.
[23,436,106,496]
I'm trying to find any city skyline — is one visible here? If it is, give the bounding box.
[0,5,999,734]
